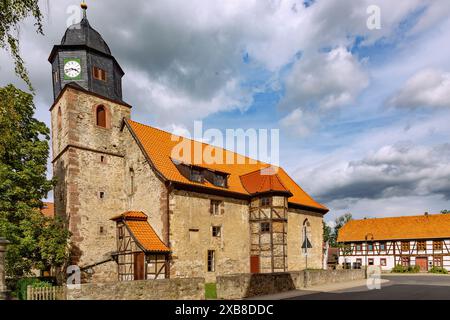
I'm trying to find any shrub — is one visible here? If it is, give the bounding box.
[408,265,420,273]
[391,265,407,273]
[429,267,448,274]
[15,278,52,300]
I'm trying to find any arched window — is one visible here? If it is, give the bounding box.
[96,105,106,127]
[57,107,62,130]
[302,219,312,254]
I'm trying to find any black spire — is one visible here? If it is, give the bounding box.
[49,1,125,102]
[60,2,111,56]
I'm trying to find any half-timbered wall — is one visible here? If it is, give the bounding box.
[250,196,288,273]
[116,222,167,281]
[338,239,450,271]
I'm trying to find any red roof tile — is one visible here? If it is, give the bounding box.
[40,202,54,218]
[338,213,450,242]
[111,211,170,253]
[126,120,328,212]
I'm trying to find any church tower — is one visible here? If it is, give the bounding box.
[49,2,131,282]
[49,2,124,102]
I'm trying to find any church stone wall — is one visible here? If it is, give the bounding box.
[169,190,250,283]
[287,209,324,271]
[121,126,168,243]
[51,88,131,283]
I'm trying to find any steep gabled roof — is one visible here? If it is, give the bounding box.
[125,119,328,213]
[111,211,170,253]
[337,214,450,242]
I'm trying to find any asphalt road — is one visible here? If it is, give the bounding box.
[285,275,450,300]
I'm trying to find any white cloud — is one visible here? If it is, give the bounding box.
[389,69,450,109]
[280,47,369,112]
[280,108,319,137]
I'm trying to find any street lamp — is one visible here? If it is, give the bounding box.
[365,233,374,278]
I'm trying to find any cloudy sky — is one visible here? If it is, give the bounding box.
[1,0,450,222]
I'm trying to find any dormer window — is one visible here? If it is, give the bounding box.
[213,174,227,187]
[190,168,203,183]
[93,66,107,81]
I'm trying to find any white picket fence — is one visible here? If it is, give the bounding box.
[26,285,66,300]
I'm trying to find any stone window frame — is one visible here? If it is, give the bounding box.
[207,250,215,272]
[129,167,135,195]
[57,106,62,130]
[210,200,223,215]
[92,104,111,129]
[212,226,222,238]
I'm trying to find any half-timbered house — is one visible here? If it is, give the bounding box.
[337,213,450,271]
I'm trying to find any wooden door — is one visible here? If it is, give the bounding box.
[134,252,145,280]
[250,256,260,274]
[415,257,428,271]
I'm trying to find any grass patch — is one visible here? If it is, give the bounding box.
[205,283,217,300]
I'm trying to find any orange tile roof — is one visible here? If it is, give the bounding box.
[111,211,170,253]
[40,202,55,218]
[337,214,450,242]
[240,168,291,195]
[111,211,148,221]
[126,120,328,212]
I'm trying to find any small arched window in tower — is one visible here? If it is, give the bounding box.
[302,219,312,254]
[129,168,135,195]
[96,105,106,127]
[57,107,62,130]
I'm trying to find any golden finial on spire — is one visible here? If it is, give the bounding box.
[81,1,88,10]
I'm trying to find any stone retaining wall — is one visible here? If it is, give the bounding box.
[66,277,205,300]
[217,269,365,299]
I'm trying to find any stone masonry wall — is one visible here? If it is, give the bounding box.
[121,126,168,243]
[169,190,250,283]
[67,277,205,300]
[216,269,365,299]
[51,88,131,283]
[287,209,324,271]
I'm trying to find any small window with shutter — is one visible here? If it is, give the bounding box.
[93,66,107,81]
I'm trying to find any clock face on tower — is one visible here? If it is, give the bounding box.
[63,58,82,80]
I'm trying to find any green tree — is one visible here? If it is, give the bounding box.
[441,210,449,214]
[324,213,353,247]
[0,84,69,277]
[0,0,44,91]
[323,221,332,244]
